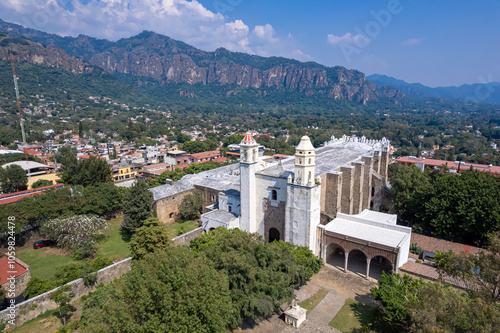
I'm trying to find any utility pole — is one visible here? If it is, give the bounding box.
[10,51,30,186]
[10,52,29,159]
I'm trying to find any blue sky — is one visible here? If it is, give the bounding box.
[0,0,498,87]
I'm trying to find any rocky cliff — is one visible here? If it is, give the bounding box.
[0,33,95,75]
[0,20,404,103]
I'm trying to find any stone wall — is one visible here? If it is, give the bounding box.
[0,257,132,329]
[172,227,204,246]
[154,189,194,225]
[193,185,221,213]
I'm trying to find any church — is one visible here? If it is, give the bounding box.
[151,132,411,277]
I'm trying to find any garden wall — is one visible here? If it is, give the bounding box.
[0,257,132,329]
[172,227,204,246]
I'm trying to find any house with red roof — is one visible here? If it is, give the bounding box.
[0,256,31,298]
[395,156,500,175]
[188,151,220,163]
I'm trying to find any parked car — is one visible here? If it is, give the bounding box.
[33,240,53,249]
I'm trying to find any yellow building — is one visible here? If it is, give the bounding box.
[2,161,61,190]
[112,165,139,182]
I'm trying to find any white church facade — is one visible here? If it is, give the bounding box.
[153,132,411,276]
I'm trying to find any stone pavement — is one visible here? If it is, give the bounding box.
[237,264,378,332]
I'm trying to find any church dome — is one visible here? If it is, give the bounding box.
[241,131,257,145]
[296,135,315,151]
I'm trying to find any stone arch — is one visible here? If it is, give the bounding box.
[346,249,367,278]
[369,255,394,279]
[325,242,346,272]
[269,228,280,243]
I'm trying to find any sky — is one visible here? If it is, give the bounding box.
[0,0,499,87]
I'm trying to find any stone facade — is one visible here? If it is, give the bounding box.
[154,189,194,224]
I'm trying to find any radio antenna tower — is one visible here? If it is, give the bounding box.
[10,51,29,164]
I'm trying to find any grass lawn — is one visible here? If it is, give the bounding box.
[165,220,200,240]
[97,216,131,260]
[9,310,60,333]
[329,298,402,333]
[16,247,78,281]
[16,216,131,280]
[298,288,329,314]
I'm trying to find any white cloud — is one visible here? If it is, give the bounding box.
[0,0,307,61]
[401,37,424,46]
[252,24,278,43]
[327,33,366,45]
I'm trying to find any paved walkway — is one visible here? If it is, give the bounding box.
[237,264,378,332]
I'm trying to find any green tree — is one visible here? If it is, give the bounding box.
[129,217,172,260]
[72,156,112,186]
[0,164,27,193]
[80,246,233,332]
[183,140,207,153]
[32,179,53,188]
[370,272,427,323]
[50,285,74,326]
[23,276,56,299]
[190,228,320,327]
[122,179,153,231]
[80,182,122,217]
[435,232,500,302]
[178,190,204,220]
[389,163,430,221]
[223,134,244,147]
[408,282,500,333]
[413,170,500,245]
[56,146,78,185]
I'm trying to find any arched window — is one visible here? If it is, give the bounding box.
[308,171,312,180]
[271,189,277,201]
[308,158,311,164]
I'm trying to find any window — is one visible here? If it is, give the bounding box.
[228,205,232,212]
[169,212,174,219]
[210,194,216,202]
[271,190,277,201]
[371,187,375,197]
[308,158,311,164]
[308,171,311,180]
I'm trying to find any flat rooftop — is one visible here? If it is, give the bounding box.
[325,210,410,249]
[258,140,376,178]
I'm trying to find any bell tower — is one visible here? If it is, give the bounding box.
[239,131,259,233]
[294,134,316,186]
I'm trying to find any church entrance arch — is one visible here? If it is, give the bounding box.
[269,228,280,242]
[369,255,394,279]
[346,249,367,278]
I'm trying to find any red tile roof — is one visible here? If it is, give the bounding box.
[0,256,29,285]
[399,261,468,289]
[189,151,220,160]
[395,156,500,175]
[0,184,65,205]
[411,233,484,255]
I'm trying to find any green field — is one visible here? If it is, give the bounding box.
[96,216,131,260]
[329,298,402,333]
[16,248,78,281]
[298,288,329,314]
[165,220,200,240]
[329,298,372,333]
[16,216,131,280]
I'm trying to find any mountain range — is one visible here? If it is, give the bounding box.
[367,74,500,104]
[0,19,403,105]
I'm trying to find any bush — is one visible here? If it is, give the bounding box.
[41,215,109,249]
